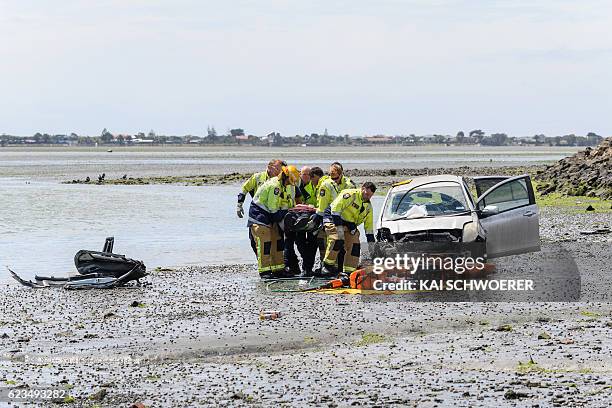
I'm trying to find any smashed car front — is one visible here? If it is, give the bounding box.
[377,179,485,243]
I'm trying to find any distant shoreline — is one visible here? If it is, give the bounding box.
[0,144,584,153]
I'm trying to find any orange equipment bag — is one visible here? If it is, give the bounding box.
[349,268,377,290]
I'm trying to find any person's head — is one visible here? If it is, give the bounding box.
[267,159,284,177]
[329,163,343,184]
[310,166,323,186]
[281,165,300,186]
[300,166,311,185]
[361,182,376,202]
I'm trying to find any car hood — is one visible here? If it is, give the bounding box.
[379,214,473,234]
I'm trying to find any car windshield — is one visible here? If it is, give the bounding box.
[384,182,469,220]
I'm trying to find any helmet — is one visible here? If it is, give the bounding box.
[282,165,300,185]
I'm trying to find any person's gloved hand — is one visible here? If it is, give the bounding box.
[236,202,244,218]
[336,225,345,237]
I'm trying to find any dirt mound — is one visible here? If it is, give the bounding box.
[536,138,612,198]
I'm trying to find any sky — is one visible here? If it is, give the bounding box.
[1,0,611,137]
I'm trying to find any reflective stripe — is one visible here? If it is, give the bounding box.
[255,235,271,273]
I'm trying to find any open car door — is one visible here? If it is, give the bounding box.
[473,176,511,198]
[475,175,540,258]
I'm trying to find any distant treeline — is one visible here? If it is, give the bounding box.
[0,128,605,147]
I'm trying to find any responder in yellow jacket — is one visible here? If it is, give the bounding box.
[248,165,300,278]
[237,159,284,217]
[322,182,377,276]
[314,163,355,220]
[237,159,284,255]
[314,163,355,275]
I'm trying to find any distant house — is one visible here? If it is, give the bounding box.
[235,135,249,141]
[132,138,154,144]
[364,136,393,144]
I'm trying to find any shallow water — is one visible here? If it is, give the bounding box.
[0,177,386,281]
[0,146,574,281]
[0,145,577,180]
[0,180,245,281]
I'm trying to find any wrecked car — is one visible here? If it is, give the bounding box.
[376,174,540,258]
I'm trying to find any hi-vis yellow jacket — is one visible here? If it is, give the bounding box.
[315,175,355,220]
[330,188,374,236]
[239,170,270,202]
[248,177,288,227]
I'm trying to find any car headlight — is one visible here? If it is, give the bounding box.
[462,221,478,242]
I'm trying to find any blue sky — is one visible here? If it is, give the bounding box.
[1,0,611,136]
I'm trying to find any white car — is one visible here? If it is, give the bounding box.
[376,174,540,258]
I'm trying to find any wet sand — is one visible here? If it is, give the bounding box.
[1,205,611,407]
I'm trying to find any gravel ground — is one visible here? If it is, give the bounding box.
[1,208,611,407]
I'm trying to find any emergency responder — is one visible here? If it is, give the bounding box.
[313,163,354,276]
[248,165,301,278]
[237,159,284,217]
[281,169,302,276]
[237,159,284,254]
[297,166,315,205]
[294,166,323,276]
[321,182,376,276]
[331,161,356,191]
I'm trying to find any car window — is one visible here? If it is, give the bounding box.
[384,182,469,220]
[474,177,508,197]
[480,178,530,212]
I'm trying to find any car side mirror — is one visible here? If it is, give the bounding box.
[481,205,499,216]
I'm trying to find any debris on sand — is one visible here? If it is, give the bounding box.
[536,137,612,198]
[580,228,611,235]
[538,332,551,340]
[504,389,531,400]
[89,388,108,401]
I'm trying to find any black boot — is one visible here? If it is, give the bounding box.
[299,268,315,278]
[318,264,338,278]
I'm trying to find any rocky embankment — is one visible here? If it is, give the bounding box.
[536,138,612,199]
